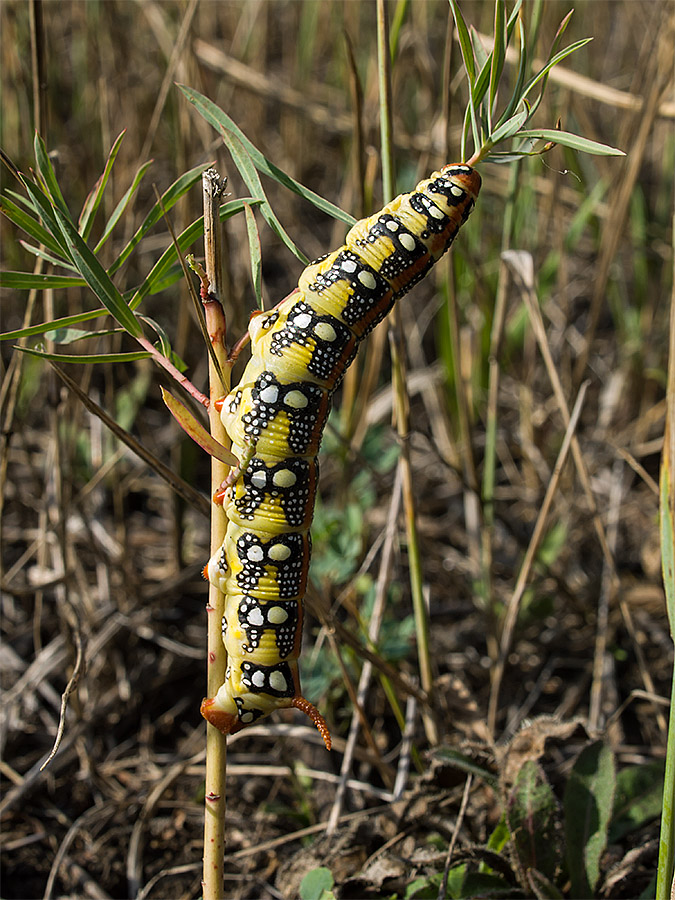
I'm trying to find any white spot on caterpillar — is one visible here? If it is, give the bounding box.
[292,312,312,329]
[314,322,336,341]
[268,543,291,562]
[260,385,279,403]
[386,219,399,232]
[400,233,416,251]
[246,607,264,626]
[358,270,376,289]
[429,205,445,219]
[246,545,264,562]
[268,606,289,625]
[341,258,357,273]
[269,671,288,692]
[284,390,308,409]
[252,671,265,687]
[251,470,268,489]
[240,710,255,723]
[273,469,297,488]
[451,185,464,197]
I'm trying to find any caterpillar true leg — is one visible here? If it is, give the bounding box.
[201,163,481,746]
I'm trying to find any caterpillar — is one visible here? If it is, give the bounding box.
[201,163,481,749]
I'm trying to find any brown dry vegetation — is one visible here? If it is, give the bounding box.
[1,2,673,899]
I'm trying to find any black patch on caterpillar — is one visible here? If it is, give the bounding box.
[238,596,299,658]
[269,301,357,385]
[309,249,393,331]
[243,372,329,456]
[235,456,317,529]
[408,192,450,236]
[234,696,266,725]
[240,660,295,697]
[235,530,308,598]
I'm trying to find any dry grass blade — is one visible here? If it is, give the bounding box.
[39,597,85,772]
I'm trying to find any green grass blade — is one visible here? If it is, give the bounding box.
[52,206,143,338]
[79,129,126,240]
[0,271,86,290]
[178,84,356,227]
[657,385,675,897]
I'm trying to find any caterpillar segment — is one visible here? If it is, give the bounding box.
[201,163,481,748]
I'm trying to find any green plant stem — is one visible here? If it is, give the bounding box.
[656,237,675,899]
[377,0,437,745]
[481,161,519,666]
[201,170,230,900]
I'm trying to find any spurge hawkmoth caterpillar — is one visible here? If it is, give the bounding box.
[201,163,481,749]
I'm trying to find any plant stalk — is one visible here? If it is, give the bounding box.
[376,0,437,745]
[201,170,231,900]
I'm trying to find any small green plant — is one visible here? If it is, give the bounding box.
[428,734,663,898]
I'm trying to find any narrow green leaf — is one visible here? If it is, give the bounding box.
[15,173,72,260]
[43,326,122,344]
[219,127,308,265]
[128,198,262,309]
[33,132,70,217]
[0,194,71,261]
[79,129,126,240]
[470,25,489,73]
[495,11,528,131]
[161,388,237,467]
[177,84,355,227]
[107,162,211,274]
[0,271,86,290]
[1,308,109,342]
[138,315,188,373]
[17,346,151,364]
[243,202,263,309]
[520,39,593,108]
[93,159,154,254]
[449,0,476,85]
[489,107,530,145]
[488,0,507,128]
[506,0,523,35]
[516,129,625,156]
[18,241,81,272]
[564,741,616,898]
[52,206,143,338]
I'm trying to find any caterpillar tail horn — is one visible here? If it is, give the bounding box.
[201,695,332,751]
